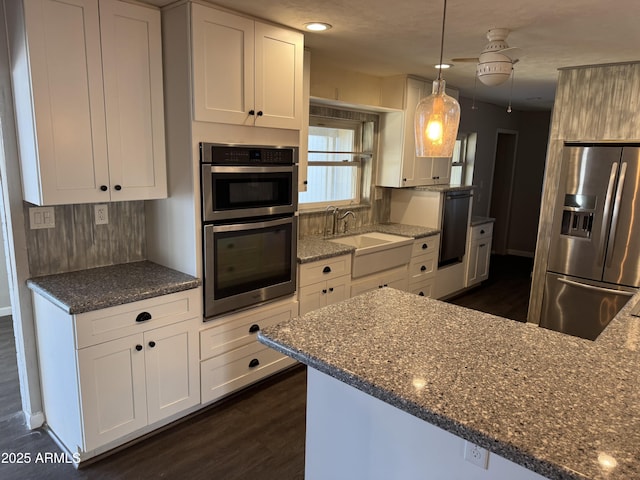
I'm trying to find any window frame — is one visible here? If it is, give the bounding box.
[299,110,376,210]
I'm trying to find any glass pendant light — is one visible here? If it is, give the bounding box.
[415,0,460,158]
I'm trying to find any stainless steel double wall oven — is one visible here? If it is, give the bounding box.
[200,143,298,319]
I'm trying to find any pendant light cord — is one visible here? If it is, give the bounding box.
[437,0,447,81]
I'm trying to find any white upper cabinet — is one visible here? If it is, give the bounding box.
[99,0,167,202]
[191,3,303,130]
[8,0,167,206]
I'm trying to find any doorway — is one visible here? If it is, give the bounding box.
[489,131,518,255]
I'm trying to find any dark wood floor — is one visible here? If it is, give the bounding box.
[447,254,534,322]
[0,254,531,479]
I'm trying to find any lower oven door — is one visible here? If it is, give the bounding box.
[204,215,297,319]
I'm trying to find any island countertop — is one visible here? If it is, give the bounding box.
[258,288,640,480]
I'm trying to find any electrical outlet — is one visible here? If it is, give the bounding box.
[29,207,55,230]
[464,440,489,469]
[94,204,109,225]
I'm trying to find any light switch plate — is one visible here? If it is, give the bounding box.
[29,207,55,230]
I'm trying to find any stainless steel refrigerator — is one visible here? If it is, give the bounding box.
[541,144,640,340]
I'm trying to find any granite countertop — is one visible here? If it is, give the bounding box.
[27,261,201,314]
[258,288,640,480]
[298,222,440,264]
[470,215,496,226]
[414,184,476,193]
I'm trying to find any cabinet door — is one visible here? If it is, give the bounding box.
[465,240,479,287]
[298,49,311,191]
[191,3,255,124]
[400,78,425,186]
[78,334,147,451]
[351,274,384,297]
[299,281,329,316]
[325,276,350,307]
[21,0,110,205]
[100,0,167,201]
[254,22,303,129]
[145,321,200,425]
[476,239,492,282]
[431,157,451,185]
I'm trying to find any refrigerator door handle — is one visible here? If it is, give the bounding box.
[606,161,627,267]
[599,162,619,266]
[557,277,636,297]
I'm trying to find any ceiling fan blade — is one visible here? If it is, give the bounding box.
[451,57,479,63]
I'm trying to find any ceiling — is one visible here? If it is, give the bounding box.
[149,0,640,111]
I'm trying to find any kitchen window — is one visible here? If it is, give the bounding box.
[300,108,376,209]
[451,132,476,185]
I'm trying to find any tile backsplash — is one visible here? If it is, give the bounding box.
[298,189,391,237]
[24,201,146,277]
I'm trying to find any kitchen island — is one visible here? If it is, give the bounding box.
[258,288,640,480]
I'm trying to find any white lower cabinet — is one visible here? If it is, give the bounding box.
[298,255,352,316]
[200,297,298,405]
[466,223,493,287]
[350,265,409,297]
[32,289,202,461]
[408,234,440,297]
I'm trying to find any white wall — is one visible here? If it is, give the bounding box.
[459,96,551,256]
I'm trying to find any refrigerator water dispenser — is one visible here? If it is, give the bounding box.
[560,194,595,238]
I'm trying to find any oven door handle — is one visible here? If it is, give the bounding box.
[206,165,295,174]
[210,216,294,233]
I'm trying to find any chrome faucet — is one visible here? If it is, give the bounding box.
[339,210,356,234]
[324,205,339,237]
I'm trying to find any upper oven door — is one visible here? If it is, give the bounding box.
[201,165,298,221]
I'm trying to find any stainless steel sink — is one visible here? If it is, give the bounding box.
[328,232,413,277]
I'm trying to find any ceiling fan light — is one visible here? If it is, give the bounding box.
[415,79,460,158]
[477,52,513,86]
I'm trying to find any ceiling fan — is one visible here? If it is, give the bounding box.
[452,28,520,86]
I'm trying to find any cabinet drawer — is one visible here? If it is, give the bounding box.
[409,278,435,298]
[299,255,352,287]
[471,223,493,241]
[201,342,296,404]
[409,252,436,279]
[200,298,297,360]
[75,289,201,349]
[411,234,440,257]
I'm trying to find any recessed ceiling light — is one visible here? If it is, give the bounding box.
[305,22,332,32]
[435,64,452,69]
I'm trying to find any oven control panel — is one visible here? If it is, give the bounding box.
[200,143,297,165]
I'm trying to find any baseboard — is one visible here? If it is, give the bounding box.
[505,249,534,258]
[0,306,12,317]
[26,410,45,429]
